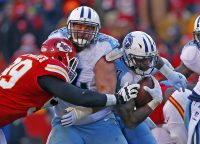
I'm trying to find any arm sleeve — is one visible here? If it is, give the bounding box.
[38,76,108,107]
[161,57,174,70]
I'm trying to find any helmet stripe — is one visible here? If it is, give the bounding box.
[197,16,200,27]
[145,34,154,51]
[80,7,84,18]
[143,38,149,53]
[88,8,91,19]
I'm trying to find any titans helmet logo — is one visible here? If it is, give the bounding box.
[123,35,133,49]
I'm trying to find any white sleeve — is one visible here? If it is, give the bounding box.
[151,57,174,75]
[180,45,200,74]
[48,33,64,39]
[193,76,200,95]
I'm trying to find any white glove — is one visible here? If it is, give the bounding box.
[160,64,187,92]
[143,76,163,103]
[61,107,92,127]
[167,71,187,92]
[117,82,140,102]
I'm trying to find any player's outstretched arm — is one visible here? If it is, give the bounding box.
[156,56,187,92]
[38,76,139,107]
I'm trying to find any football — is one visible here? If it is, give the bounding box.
[134,76,154,107]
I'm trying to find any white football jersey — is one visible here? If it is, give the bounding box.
[74,39,114,90]
[159,89,191,144]
[181,40,200,74]
[48,28,120,124]
[163,89,191,124]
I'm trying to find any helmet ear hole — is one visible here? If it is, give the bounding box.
[58,55,62,61]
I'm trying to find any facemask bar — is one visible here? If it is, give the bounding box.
[67,57,78,83]
[123,53,158,76]
[193,30,200,44]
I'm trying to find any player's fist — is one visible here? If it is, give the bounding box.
[116,83,140,104]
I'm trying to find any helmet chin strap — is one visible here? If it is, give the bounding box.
[135,67,154,76]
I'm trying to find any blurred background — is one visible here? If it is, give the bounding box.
[0,0,199,143]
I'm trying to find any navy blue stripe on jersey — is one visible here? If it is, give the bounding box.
[80,7,84,18]
[88,8,91,19]
[143,37,148,52]
[145,34,154,51]
[188,90,200,102]
[196,126,200,144]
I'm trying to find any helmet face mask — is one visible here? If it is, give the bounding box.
[67,20,99,47]
[41,38,78,82]
[122,31,158,76]
[193,15,200,44]
[67,6,101,48]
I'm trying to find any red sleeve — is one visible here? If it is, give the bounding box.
[33,57,70,91]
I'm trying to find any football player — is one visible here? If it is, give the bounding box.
[176,15,200,144]
[47,6,187,144]
[154,15,200,144]
[113,31,168,144]
[152,88,191,144]
[105,30,187,144]
[0,37,136,143]
[46,6,136,144]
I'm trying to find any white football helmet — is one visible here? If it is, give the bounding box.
[66,6,101,48]
[122,31,158,76]
[193,15,200,44]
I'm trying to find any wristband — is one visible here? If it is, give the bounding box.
[147,99,160,110]
[105,94,117,106]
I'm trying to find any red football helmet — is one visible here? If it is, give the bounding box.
[41,37,78,82]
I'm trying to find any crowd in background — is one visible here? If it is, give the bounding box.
[0,0,200,143]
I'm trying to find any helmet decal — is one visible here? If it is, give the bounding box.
[56,41,72,52]
[123,34,133,49]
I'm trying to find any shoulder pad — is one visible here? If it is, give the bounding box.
[181,41,199,62]
[48,27,68,39]
[97,33,120,49]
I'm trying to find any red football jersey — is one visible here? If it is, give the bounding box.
[0,54,70,127]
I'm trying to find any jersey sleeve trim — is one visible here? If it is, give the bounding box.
[45,64,70,82]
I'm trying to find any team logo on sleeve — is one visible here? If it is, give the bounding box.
[123,34,133,49]
[56,42,72,52]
